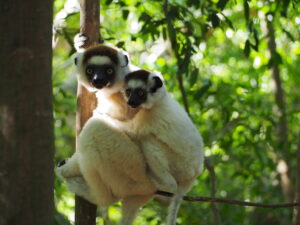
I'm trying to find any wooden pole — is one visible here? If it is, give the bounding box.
[75,0,99,224]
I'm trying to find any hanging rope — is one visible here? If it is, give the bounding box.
[156,191,300,209]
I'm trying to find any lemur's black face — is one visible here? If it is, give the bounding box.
[85,64,115,89]
[124,70,163,108]
[125,87,147,108]
[76,45,125,90]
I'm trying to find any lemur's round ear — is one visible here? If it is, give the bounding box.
[74,57,78,65]
[153,76,163,88]
[124,55,129,66]
[120,51,129,67]
[150,76,163,93]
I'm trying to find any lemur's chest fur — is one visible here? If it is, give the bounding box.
[96,92,140,122]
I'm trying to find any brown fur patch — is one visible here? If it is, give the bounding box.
[125,70,150,83]
[83,45,119,65]
[107,92,140,121]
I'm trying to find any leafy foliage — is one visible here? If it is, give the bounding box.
[53,0,300,224]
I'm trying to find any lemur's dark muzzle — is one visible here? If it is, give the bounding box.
[127,98,142,108]
[92,73,109,89]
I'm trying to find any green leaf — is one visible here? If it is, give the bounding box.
[252,28,259,51]
[282,28,295,42]
[189,69,199,87]
[131,36,137,41]
[139,12,151,22]
[122,10,129,20]
[187,0,193,7]
[210,13,220,28]
[267,52,283,68]
[217,0,228,10]
[243,0,249,23]
[116,41,125,48]
[281,0,290,17]
[244,39,251,57]
[194,80,212,99]
[273,51,283,65]
[105,0,113,5]
[223,14,234,30]
[162,27,167,40]
[169,5,180,18]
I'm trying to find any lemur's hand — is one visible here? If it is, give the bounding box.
[74,33,89,52]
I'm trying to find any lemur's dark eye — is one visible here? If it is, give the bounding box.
[137,90,146,97]
[86,68,93,75]
[106,68,113,75]
[125,89,131,97]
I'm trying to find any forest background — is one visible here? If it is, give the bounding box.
[51,0,300,224]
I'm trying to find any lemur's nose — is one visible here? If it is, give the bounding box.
[127,99,140,108]
[92,76,107,89]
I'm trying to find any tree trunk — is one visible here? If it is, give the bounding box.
[266,17,293,202]
[75,0,99,225]
[293,131,300,225]
[0,0,54,225]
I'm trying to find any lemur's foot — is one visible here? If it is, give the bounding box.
[56,159,70,178]
[66,176,96,204]
[57,159,66,167]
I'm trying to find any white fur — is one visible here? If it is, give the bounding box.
[58,40,156,225]
[127,80,146,89]
[57,112,157,225]
[115,71,204,225]
[74,37,137,96]
[120,71,204,190]
[58,36,203,225]
[88,56,112,65]
[58,70,204,225]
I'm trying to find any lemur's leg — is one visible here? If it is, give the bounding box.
[120,195,153,225]
[65,176,97,205]
[141,137,177,192]
[77,117,156,206]
[166,194,182,225]
[166,183,193,225]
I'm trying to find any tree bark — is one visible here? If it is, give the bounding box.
[293,131,300,225]
[0,0,54,225]
[75,0,99,225]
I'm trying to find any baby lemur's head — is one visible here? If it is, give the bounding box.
[123,70,166,109]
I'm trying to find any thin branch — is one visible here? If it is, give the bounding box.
[156,191,300,209]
